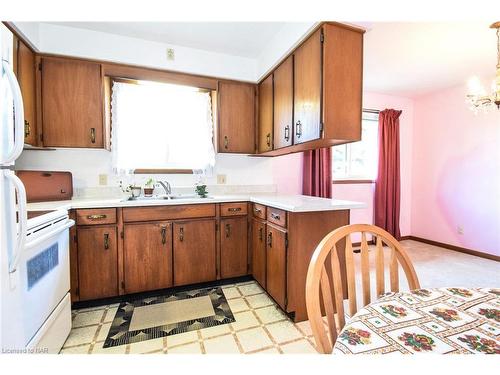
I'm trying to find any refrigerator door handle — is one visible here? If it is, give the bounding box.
[6,170,27,273]
[2,60,25,165]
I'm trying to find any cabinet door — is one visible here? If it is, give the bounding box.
[15,39,37,146]
[266,224,287,309]
[273,55,294,149]
[293,29,322,144]
[173,220,216,286]
[251,218,266,288]
[218,81,256,153]
[124,222,173,294]
[220,217,248,278]
[257,75,273,152]
[41,57,104,148]
[77,226,118,301]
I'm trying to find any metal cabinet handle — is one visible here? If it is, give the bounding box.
[90,128,96,143]
[161,226,167,245]
[104,233,109,250]
[267,232,273,248]
[24,120,31,137]
[295,121,302,139]
[87,214,107,220]
[224,135,228,149]
[254,207,261,213]
[228,207,242,212]
[284,125,290,141]
[179,227,184,242]
[259,227,263,241]
[271,212,281,221]
[266,133,271,147]
[225,223,231,238]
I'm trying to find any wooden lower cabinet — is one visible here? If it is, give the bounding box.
[251,218,266,288]
[266,224,287,310]
[173,219,216,286]
[77,225,118,301]
[220,217,248,278]
[123,222,173,294]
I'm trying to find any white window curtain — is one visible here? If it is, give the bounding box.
[111,81,216,174]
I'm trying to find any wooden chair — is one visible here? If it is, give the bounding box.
[305,224,420,353]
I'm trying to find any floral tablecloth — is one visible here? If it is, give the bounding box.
[333,287,500,354]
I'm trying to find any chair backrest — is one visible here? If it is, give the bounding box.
[305,224,420,353]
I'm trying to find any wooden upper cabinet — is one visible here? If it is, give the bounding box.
[173,219,216,286]
[123,222,173,294]
[257,75,273,152]
[218,81,256,153]
[14,38,37,146]
[273,55,294,149]
[41,57,104,148]
[293,29,322,144]
[77,226,118,301]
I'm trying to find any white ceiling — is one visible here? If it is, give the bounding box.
[44,22,287,58]
[43,21,499,98]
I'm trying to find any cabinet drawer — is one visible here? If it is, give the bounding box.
[252,203,266,220]
[267,207,287,228]
[220,202,248,217]
[76,208,116,226]
[123,204,216,223]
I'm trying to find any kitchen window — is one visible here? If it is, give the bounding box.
[332,110,379,181]
[110,79,216,174]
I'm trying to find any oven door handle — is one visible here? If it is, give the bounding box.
[24,220,75,252]
[2,60,25,165]
[6,171,27,274]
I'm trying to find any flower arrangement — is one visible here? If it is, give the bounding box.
[381,304,408,318]
[339,327,372,346]
[398,332,435,352]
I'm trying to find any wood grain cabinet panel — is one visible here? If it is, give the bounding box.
[173,220,216,286]
[41,57,104,148]
[293,29,322,144]
[123,222,173,294]
[15,39,37,146]
[76,208,117,226]
[266,224,287,309]
[220,217,248,278]
[218,81,256,153]
[77,226,118,301]
[257,75,273,152]
[220,202,248,217]
[273,55,294,149]
[251,218,266,288]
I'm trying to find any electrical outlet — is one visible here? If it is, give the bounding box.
[166,48,175,61]
[457,226,464,235]
[217,174,227,184]
[98,174,108,186]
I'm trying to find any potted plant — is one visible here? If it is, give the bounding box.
[143,178,155,197]
[195,184,208,198]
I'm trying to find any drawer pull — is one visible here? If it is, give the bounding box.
[259,227,263,241]
[267,232,273,248]
[284,125,290,141]
[90,128,96,143]
[224,135,229,149]
[179,227,184,242]
[266,133,271,147]
[228,207,242,212]
[254,207,261,213]
[87,214,107,221]
[225,223,231,238]
[104,233,109,250]
[24,120,31,137]
[161,226,167,245]
[296,120,302,139]
[271,212,281,221]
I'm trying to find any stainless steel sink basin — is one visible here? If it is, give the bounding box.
[123,194,212,202]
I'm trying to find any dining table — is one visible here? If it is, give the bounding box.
[333,287,500,354]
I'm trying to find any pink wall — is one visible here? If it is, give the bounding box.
[271,152,303,194]
[411,83,500,256]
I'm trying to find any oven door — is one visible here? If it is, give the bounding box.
[18,218,74,348]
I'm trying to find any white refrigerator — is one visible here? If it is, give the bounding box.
[1,23,74,354]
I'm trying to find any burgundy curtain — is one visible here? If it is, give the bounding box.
[374,109,402,239]
[302,148,332,198]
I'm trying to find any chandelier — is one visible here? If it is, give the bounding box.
[466,22,500,112]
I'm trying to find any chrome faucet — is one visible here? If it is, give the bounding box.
[157,181,172,196]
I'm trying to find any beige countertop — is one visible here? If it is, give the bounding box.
[27,193,366,213]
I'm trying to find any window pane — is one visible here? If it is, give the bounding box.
[332,112,378,180]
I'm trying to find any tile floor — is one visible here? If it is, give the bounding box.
[60,240,500,354]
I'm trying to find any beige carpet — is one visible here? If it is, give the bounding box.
[129,296,215,331]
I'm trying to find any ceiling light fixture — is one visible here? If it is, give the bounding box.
[466,22,500,112]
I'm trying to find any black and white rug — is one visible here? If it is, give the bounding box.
[103,286,235,348]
